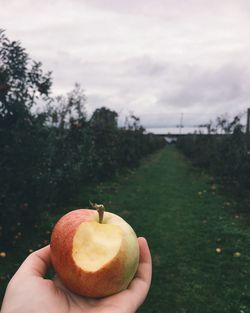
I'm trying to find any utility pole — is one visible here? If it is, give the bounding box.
[247,108,250,134]
[179,112,184,134]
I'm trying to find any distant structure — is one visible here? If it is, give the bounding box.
[164,136,177,144]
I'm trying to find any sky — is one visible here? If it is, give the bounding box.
[1,0,250,130]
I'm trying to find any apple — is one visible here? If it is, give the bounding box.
[50,202,139,298]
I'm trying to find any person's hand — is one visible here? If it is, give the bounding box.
[1,237,152,313]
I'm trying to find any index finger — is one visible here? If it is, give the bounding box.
[128,237,152,294]
[15,245,51,279]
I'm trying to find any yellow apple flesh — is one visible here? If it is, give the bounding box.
[50,209,139,298]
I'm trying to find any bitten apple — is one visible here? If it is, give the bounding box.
[50,203,139,298]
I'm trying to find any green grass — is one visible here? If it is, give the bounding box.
[1,146,250,312]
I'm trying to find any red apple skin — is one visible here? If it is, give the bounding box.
[50,209,138,298]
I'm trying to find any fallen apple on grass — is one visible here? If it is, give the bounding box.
[50,202,139,298]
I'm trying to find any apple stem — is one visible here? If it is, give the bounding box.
[89,201,105,223]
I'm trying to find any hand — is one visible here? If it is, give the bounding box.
[1,237,152,313]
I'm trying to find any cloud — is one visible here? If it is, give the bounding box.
[158,64,250,110]
[1,0,250,129]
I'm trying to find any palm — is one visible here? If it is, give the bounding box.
[49,251,150,313]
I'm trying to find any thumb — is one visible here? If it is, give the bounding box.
[15,245,51,279]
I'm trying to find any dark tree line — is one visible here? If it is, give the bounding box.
[0,31,165,248]
[177,115,250,201]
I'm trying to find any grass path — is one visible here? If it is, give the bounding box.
[1,147,250,312]
[90,147,250,313]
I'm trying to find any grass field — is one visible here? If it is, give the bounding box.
[1,146,250,312]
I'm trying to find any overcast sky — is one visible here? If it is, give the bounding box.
[1,0,250,129]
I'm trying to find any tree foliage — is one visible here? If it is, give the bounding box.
[177,115,250,198]
[0,31,165,248]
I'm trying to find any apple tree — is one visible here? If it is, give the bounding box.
[0,30,52,247]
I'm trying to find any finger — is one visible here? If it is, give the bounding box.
[127,237,152,303]
[130,237,152,286]
[15,245,51,278]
